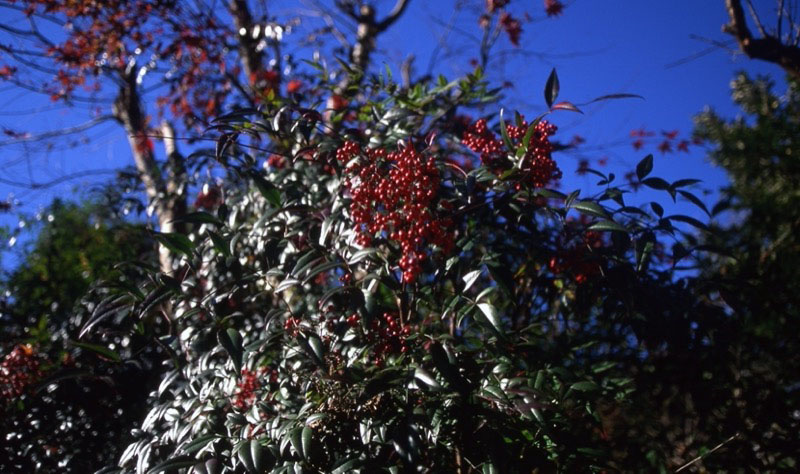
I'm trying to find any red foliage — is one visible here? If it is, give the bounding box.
[18,0,236,124]
[0,65,16,78]
[499,12,522,46]
[286,79,303,94]
[544,0,565,17]
[486,0,510,13]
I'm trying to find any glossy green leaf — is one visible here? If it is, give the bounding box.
[570,381,601,392]
[544,68,559,108]
[588,219,628,233]
[146,456,198,474]
[570,200,608,218]
[476,302,503,335]
[152,232,195,257]
[218,328,243,374]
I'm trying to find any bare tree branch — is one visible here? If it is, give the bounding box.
[724,0,800,79]
[229,0,265,84]
[376,0,411,32]
[744,0,767,37]
[0,116,115,146]
[0,169,119,189]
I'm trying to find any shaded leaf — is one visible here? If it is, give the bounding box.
[636,154,653,181]
[570,200,608,218]
[588,219,628,233]
[218,328,243,374]
[69,340,121,363]
[544,68,559,108]
[551,101,583,114]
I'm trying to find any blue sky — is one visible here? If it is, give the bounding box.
[0,0,784,268]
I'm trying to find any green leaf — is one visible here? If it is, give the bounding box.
[237,441,255,473]
[579,93,644,105]
[544,68,559,108]
[677,189,711,216]
[414,367,442,390]
[642,177,670,191]
[146,457,198,474]
[482,462,500,474]
[650,202,664,218]
[275,278,301,293]
[289,427,304,458]
[588,219,628,233]
[152,232,195,257]
[591,361,617,373]
[302,261,344,284]
[69,340,121,362]
[218,328,243,374]
[636,154,653,181]
[348,247,378,265]
[462,269,482,292]
[250,171,282,207]
[207,230,231,257]
[570,200,608,218]
[666,214,709,231]
[476,302,503,335]
[182,434,219,454]
[521,115,546,153]
[301,426,313,460]
[251,439,273,472]
[570,381,601,392]
[498,109,514,152]
[671,178,702,188]
[319,215,335,245]
[331,459,361,474]
[32,368,91,393]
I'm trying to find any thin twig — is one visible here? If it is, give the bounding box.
[745,0,768,37]
[674,433,739,473]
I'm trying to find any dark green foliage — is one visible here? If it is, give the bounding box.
[0,198,160,473]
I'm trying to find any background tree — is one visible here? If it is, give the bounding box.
[0,195,159,473]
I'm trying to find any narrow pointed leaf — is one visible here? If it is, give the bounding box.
[636,154,653,181]
[544,68,559,108]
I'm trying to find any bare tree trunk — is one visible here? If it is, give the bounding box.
[325,0,411,125]
[112,69,186,275]
[230,0,265,84]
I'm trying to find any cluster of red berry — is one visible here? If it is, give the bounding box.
[462,117,562,189]
[366,313,411,366]
[232,367,277,411]
[337,141,454,283]
[548,225,605,284]
[193,183,223,210]
[284,316,301,337]
[0,344,44,402]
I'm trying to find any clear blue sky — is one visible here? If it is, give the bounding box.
[0,0,783,268]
